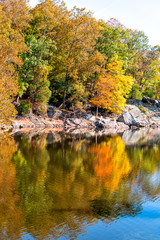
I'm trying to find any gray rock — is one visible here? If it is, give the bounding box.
[95,121,104,129]
[64,119,73,127]
[12,122,21,129]
[47,105,56,118]
[65,118,93,129]
[149,116,160,126]
[95,117,118,129]
[53,109,63,118]
[156,101,160,108]
[72,118,88,128]
[101,118,117,128]
[117,105,149,127]
[85,114,96,122]
[142,96,157,105]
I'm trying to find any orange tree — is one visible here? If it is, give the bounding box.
[91,57,133,114]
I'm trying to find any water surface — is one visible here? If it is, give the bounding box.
[0,130,160,239]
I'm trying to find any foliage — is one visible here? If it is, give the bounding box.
[130,84,143,100]
[34,2,106,108]
[17,100,32,115]
[18,35,55,113]
[19,35,53,104]
[98,19,160,101]
[0,3,28,123]
[97,19,130,67]
[91,58,134,114]
[0,0,160,122]
[68,82,89,111]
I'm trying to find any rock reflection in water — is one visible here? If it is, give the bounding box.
[0,132,160,239]
[122,128,160,146]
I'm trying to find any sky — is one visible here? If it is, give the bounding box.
[29,0,160,46]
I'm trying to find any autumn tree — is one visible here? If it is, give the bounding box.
[32,2,105,108]
[97,18,160,101]
[0,2,28,123]
[129,45,160,99]
[91,57,133,114]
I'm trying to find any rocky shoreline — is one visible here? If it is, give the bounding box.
[1,99,160,134]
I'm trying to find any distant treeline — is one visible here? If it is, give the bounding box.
[0,0,160,123]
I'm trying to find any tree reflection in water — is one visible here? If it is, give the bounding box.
[0,134,24,240]
[0,132,160,239]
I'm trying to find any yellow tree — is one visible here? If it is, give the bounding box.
[91,57,133,114]
[30,0,67,37]
[107,58,134,113]
[0,0,29,124]
[1,0,30,31]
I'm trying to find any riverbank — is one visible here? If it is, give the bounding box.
[1,99,160,134]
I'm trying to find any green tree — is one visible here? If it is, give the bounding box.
[18,35,56,114]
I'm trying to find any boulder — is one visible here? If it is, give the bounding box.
[65,118,93,129]
[101,118,117,128]
[117,105,149,127]
[47,105,56,118]
[156,101,160,108]
[70,118,88,128]
[142,96,159,106]
[95,117,118,129]
[95,121,104,129]
[85,114,96,122]
[53,109,63,118]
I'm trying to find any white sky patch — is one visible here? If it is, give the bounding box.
[29,0,160,46]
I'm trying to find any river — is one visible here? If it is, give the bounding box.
[0,129,160,239]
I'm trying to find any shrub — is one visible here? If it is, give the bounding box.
[17,100,31,115]
[130,85,143,100]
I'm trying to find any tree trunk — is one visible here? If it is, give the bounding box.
[16,96,19,103]
[30,95,34,115]
[96,106,98,116]
[62,71,69,109]
[72,104,76,117]
[62,88,66,109]
[30,105,33,115]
